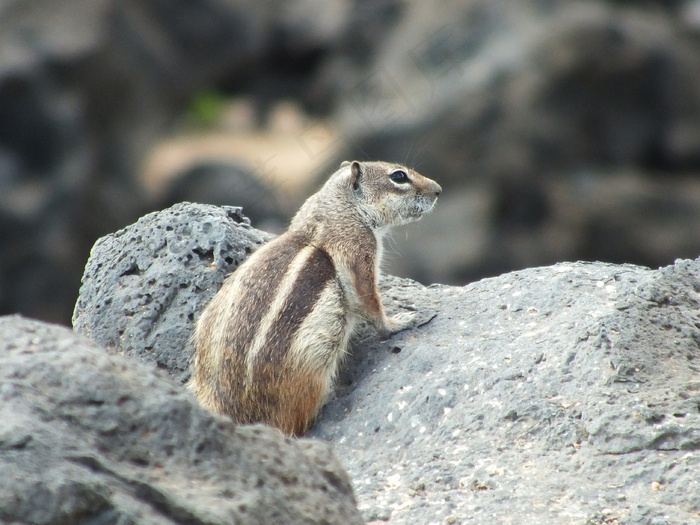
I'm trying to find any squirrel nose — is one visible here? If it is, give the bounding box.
[433,182,442,196]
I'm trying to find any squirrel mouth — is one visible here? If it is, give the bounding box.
[418,195,438,213]
[403,197,437,221]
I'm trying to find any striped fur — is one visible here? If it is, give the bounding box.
[189,161,441,435]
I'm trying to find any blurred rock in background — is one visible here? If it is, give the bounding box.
[324,0,700,282]
[2,0,700,324]
[0,0,269,323]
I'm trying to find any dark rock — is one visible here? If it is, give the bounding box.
[0,0,268,324]
[0,315,363,524]
[335,2,700,181]
[157,160,287,233]
[318,0,700,284]
[73,202,273,384]
[240,0,352,119]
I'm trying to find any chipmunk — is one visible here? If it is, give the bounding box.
[189,160,441,435]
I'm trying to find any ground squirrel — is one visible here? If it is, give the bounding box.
[189,161,441,435]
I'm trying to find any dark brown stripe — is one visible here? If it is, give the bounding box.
[199,234,307,412]
[255,246,336,368]
[224,233,306,354]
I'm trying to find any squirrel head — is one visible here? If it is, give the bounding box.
[290,160,441,236]
[342,160,441,229]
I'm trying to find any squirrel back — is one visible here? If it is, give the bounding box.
[189,161,441,435]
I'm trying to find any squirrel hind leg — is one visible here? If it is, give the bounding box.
[273,371,326,436]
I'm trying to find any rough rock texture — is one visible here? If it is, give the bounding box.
[0,315,363,525]
[75,203,700,524]
[310,264,700,525]
[73,202,272,384]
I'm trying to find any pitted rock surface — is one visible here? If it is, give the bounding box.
[74,203,700,524]
[0,315,363,524]
[73,202,272,384]
[310,261,700,524]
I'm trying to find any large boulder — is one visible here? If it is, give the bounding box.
[73,202,272,384]
[74,202,700,523]
[0,315,363,524]
[310,262,700,523]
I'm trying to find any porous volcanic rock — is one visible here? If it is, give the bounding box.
[73,202,273,384]
[310,262,700,524]
[74,202,700,524]
[0,315,363,524]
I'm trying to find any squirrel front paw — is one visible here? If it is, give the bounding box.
[378,311,418,339]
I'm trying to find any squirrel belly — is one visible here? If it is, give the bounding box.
[189,161,441,436]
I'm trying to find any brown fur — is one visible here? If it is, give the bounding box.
[189,161,441,435]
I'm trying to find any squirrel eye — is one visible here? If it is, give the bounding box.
[389,170,410,184]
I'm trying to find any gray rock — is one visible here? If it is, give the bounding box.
[335,1,700,179]
[309,261,700,524]
[0,314,363,524]
[74,203,700,524]
[73,202,273,384]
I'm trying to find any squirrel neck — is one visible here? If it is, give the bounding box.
[289,189,381,245]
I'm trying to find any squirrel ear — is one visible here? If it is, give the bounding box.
[350,161,362,193]
[340,160,351,167]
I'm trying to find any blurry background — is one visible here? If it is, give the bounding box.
[2,0,700,326]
